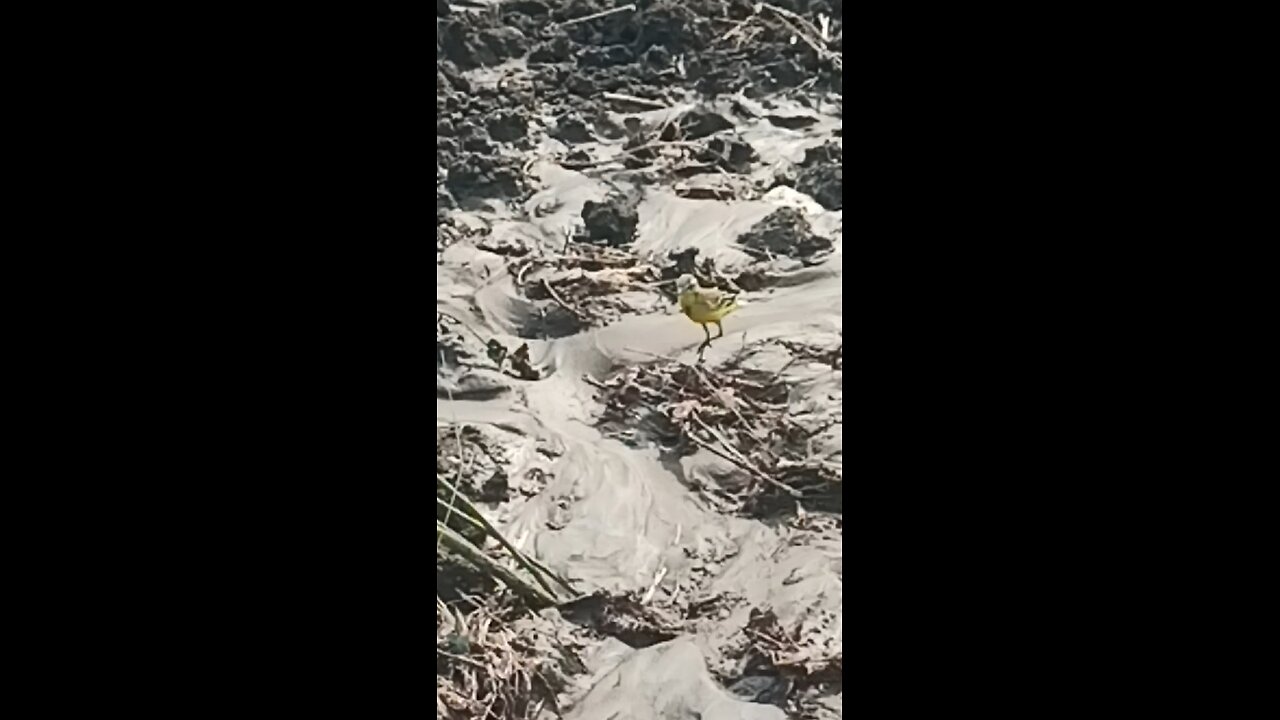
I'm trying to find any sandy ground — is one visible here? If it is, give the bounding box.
[438,2,841,718]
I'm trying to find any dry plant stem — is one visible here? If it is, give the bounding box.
[436,480,575,596]
[716,10,761,48]
[556,3,636,28]
[540,278,586,321]
[760,3,824,41]
[691,365,756,436]
[438,310,491,349]
[437,386,465,555]
[687,421,802,498]
[437,520,558,608]
[514,260,533,286]
[601,91,668,109]
[691,413,754,469]
[622,347,686,364]
[758,3,841,69]
[436,647,490,669]
[562,138,702,170]
[436,474,572,598]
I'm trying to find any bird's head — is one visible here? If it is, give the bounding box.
[675,274,698,293]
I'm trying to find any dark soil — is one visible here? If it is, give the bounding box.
[793,141,843,210]
[436,0,843,205]
[737,207,833,262]
[437,2,842,718]
[580,191,640,246]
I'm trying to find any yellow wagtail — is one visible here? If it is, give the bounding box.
[676,274,739,347]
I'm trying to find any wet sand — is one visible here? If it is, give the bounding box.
[438,2,841,717]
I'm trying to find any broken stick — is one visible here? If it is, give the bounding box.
[556,3,637,28]
[602,92,668,110]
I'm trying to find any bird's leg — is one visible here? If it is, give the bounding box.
[714,321,724,339]
[697,323,712,355]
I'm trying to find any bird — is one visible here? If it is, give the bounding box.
[675,274,739,349]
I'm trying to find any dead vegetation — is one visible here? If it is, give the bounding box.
[436,600,574,720]
[510,241,669,333]
[558,590,684,648]
[743,608,841,686]
[438,311,540,384]
[436,419,584,719]
[741,608,843,719]
[435,425,582,715]
[587,338,842,515]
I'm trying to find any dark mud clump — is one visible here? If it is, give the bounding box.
[559,591,684,648]
[677,108,735,140]
[695,135,760,174]
[447,154,525,200]
[737,208,833,263]
[580,191,640,246]
[794,141,842,211]
[437,20,529,70]
[550,111,595,144]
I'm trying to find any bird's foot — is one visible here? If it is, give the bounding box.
[696,339,711,361]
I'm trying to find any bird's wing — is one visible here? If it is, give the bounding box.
[691,288,742,316]
[697,286,723,303]
[692,287,737,314]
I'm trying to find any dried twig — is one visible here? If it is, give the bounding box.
[541,278,586,320]
[687,415,802,498]
[602,91,669,110]
[691,365,757,435]
[436,520,558,607]
[759,3,842,69]
[561,138,703,170]
[555,3,636,28]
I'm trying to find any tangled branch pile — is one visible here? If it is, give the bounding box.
[512,242,667,333]
[588,340,842,514]
[436,600,571,720]
[742,608,842,717]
